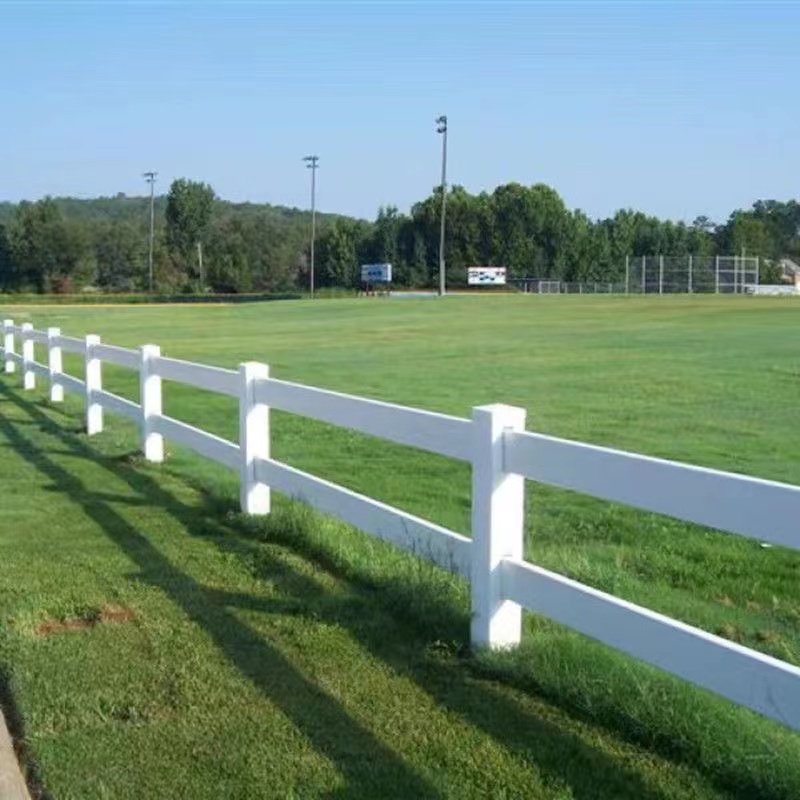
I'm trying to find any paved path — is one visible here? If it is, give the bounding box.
[0,709,29,800]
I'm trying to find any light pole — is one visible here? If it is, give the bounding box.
[143,171,157,293]
[436,115,448,297]
[303,155,319,298]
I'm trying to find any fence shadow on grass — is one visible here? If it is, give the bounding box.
[1,382,787,800]
[0,391,441,800]
[202,513,800,800]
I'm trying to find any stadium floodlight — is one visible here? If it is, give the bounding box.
[303,155,319,299]
[436,116,448,297]
[142,171,157,293]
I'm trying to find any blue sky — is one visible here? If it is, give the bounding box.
[0,1,797,223]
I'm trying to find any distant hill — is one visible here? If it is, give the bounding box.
[0,194,349,228]
[0,192,364,294]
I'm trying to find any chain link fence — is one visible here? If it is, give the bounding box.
[624,256,759,294]
[515,256,760,295]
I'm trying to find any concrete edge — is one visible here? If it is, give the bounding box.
[0,708,30,800]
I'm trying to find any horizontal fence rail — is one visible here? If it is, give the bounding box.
[55,335,87,355]
[256,377,473,461]
[254,457,472,577]
[28,329,49,345]
[94,343,140,371]
[29,361,49,379]
[57,372,86,396]
[505,430,800,550]
[153,355,239,397]
[501,558,800,729]
[2,317,800,731]
[93,389,140,422]
[152,414,240,470]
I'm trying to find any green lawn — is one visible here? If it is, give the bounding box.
[1,295,799,798]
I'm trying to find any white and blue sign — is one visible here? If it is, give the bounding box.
[361,263,393,283]
[467,267,507,286]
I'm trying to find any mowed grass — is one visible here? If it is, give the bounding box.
[1,294,799,798]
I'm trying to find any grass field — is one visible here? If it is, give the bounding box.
[1,295,800,799]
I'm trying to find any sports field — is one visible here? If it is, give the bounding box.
[1,295,799,798]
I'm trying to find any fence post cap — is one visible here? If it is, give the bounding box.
[239,361,270,379]
[471,403,526,425]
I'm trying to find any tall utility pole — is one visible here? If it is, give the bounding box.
[143,171,157,293]
[303,155,319,299]
[436,115,448,297]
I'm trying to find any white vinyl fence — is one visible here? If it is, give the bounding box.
[3,318,800,730]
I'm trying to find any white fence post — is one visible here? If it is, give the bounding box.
[3,320,15,374]
[140,344,163,462]
[47,327,63,403]
[239,362,270,514]
[21,323,35,390]
[471,403,527,649]
[85,334,103,434]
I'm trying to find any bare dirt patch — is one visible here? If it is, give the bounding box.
[36,605,134,637]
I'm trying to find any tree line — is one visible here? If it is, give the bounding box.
[1,179,798,293]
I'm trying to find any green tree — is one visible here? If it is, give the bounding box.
[203,217,252,293]
[727,214,772,258]
[165,179,216,283]
[442,187,482,285]
[751,200,800,257]
[564,211,595,282]
[490,183,534,277]
[0,224,14,291]
[397,221,429,287]
[488,183,572,279]
[409,189,445,287]
[10,198,93,292]
[94,221,146,291]
[317,219,364,288]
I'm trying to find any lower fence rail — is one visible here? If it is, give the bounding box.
[95,389,141,422]
[56,372,85,396]
[501,558,800,729]
[255,457,472,577]
[28,361,49,379]
[152,414,240,470]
